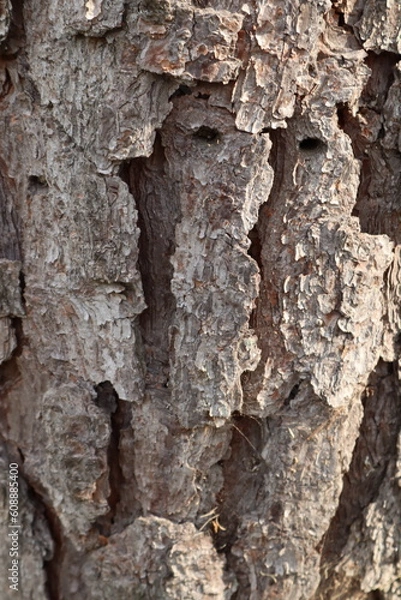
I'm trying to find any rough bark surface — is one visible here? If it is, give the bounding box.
[0,0,401,599]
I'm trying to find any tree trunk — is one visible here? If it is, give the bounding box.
[0,0,401,598]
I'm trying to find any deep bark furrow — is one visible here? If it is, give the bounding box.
[345,51,401,240]
[92,382,125,537]
[126,136,180,391]
[316,360,401,598]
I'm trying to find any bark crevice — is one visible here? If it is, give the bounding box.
[21,468,63,600]
[337,51,401,241]
[92,381,125,536]
[123,134,181,392]
[214,413,267,556]
[315,360,401,598]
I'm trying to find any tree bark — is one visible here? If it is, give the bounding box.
[0,0,401,598]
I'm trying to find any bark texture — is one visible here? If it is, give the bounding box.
[0,0,401,598]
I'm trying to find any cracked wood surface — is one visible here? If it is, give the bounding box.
[0,0,401,599]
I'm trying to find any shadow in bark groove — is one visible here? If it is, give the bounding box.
[92,382,130,536]
[121,133,181,392]
[0,0,25,58]
[315,360,401,598]
[19,460,63,600]
[338,51,401,242]
[213,413,267,557]
[241,127,284,388]
[0,437,62,599]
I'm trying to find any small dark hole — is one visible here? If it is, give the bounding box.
[28,174,48,189]
[285,383,300,405]
[299,137,324,152]
[196,92,211,100]
[338,12,345,27]
[169,84,192,100]
[193,126,220,143]
[94,381,118,413]
[260,127,270,134]
[369,591,384,600]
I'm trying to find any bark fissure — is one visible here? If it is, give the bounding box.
[241,127,283,396]
[315,360,401,598]
[31,490,62,600]
[215,413,267,557]
[338,51,401,241]
[20,467,63,600]
[124,134,180,392]
[92,381,128,537]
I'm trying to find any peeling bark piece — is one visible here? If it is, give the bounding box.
[24,285,144,401]
[233,0,332,131]
[228,391,363,600]
[81,516,236,600]
[133,395,231,520]
[24,24,173,170]
[44,0,126,36]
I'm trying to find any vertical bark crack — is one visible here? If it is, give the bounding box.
[337,51,401,241]
[214,413,267,556]
[315,360,401,598]
[92,381,139,536]
[21,465,63,600]
[241,126,289,403]
[121,133,181,392]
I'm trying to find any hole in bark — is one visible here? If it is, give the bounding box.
[337,11,345,27]
[0,0,25,58]
[299,137,325,152]
[193,126,220,143]
[18,270,26,308]
[331,5,353,33]
[286,383,300,404]
[94,381,118,413]
[247,224,262,270]
[368,591,385,600]
[196,92,210,100]
[10,316,24,356]
[169,84,192,100]
[28,175,48,190]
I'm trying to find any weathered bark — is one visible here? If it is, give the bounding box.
[0,0,401,598]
